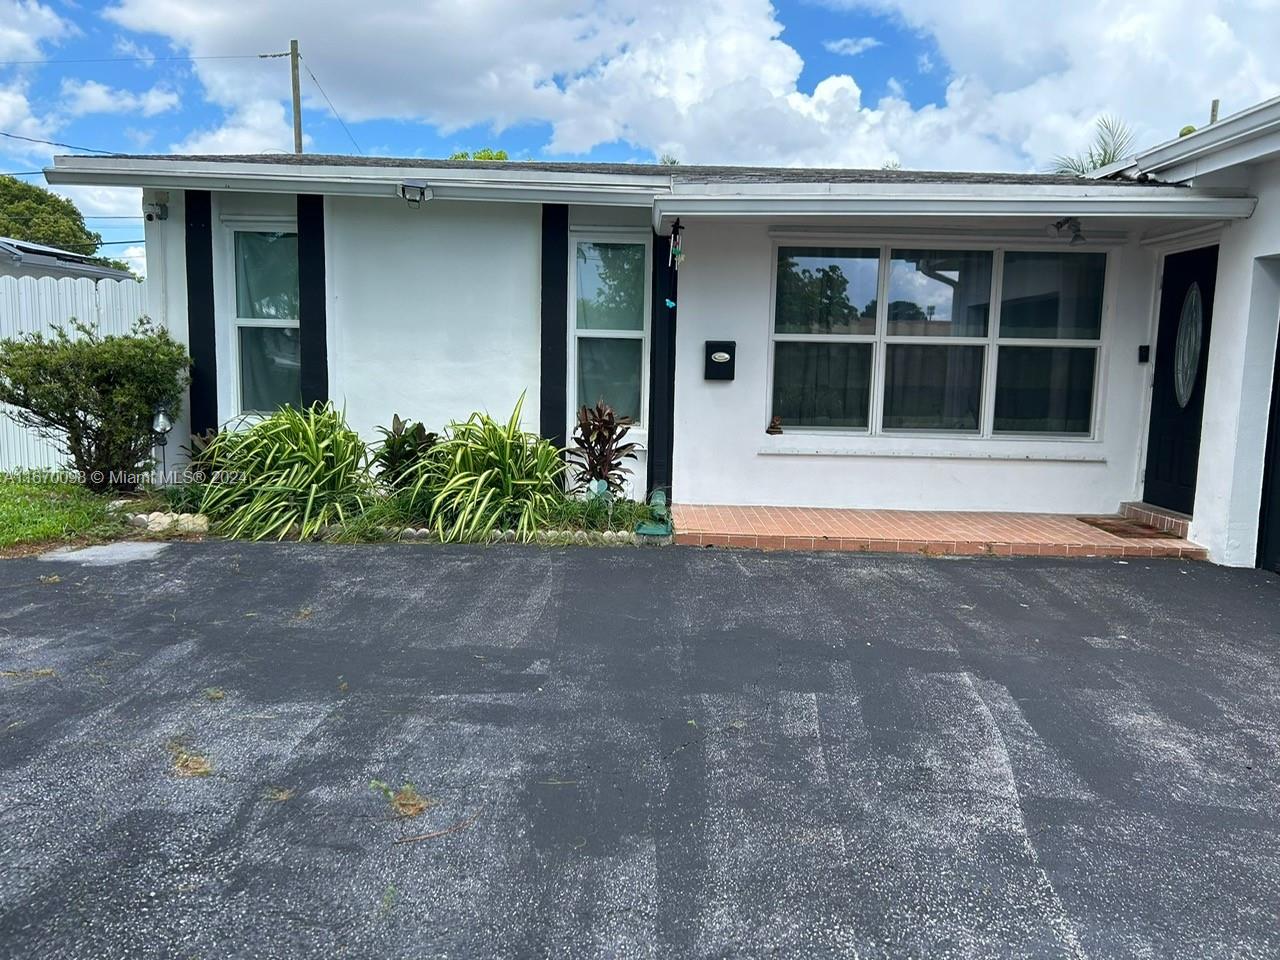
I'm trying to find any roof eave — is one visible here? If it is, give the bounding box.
[651,191,1257,231]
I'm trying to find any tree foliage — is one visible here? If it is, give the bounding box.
[0,319,190,490]
[1050,115,1135,175]
[0,175,134,274]
[448,148,509,161]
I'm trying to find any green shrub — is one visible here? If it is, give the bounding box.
[0,319,190,491]
[372,414,438,490]
[405,394,564,542]
[197,404,372,540]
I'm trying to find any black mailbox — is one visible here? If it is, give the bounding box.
[704,340,736,380]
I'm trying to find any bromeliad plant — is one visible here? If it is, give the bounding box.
[197,403,372,540]
[568,401,638,495]
[405,393,564,543]
[372,414,438,491]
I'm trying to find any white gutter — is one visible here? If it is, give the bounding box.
[652,190,1257,231]
[46,156,672,207]
[1092,94,1280,183]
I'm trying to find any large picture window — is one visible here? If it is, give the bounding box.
[569,236,650,426]
[233,231,300,414]
[770,245,1106,437]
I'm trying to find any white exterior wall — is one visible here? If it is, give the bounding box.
[1190,157,1280,565]
[325,196,542,439]
[671,220,1158,514]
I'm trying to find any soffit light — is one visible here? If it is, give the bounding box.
[398,180,433,206]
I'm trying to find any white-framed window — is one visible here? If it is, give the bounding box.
[232,229,301,415]
[768,244,1106,438]
[567,231,651,436]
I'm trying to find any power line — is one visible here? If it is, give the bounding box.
[0,131,116,154]
[1,214,144,220]
[299,54,362,155]
[0,54,266,67]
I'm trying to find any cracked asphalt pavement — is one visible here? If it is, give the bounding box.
[0,541,1277,958]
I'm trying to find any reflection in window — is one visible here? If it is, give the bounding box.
[1000,251,1105,339]
[775,247,879,335]
[886,249,992,337]
[772,342,873,429]
[576,242,645,330]
[577,338,643,420]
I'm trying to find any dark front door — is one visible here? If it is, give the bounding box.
[1259,320,1280,573]
[1144,246,1218,514]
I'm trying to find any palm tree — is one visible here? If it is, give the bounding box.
[1050,115,1135,175]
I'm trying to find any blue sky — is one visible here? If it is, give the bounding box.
[2,0,1277,272]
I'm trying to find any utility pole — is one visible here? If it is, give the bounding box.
[290,39,302,154]
[259,41,304,153]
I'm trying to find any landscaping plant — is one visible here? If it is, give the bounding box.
[0,319,190,491]
[407,394,564,543]
[197,403,372,540]
[568,400,638,494]
[372,414,438,490]
[0,471,122,549]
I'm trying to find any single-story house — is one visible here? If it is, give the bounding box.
[43,95,1280,569]
[0,236,134,281]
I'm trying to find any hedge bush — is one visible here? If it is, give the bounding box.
[0,318,189,491]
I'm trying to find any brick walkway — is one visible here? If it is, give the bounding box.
[672,504,1206,559]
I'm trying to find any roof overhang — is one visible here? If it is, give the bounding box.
[651,185,1257,232]
[1093,94,1280,183]
[45,155,670,207]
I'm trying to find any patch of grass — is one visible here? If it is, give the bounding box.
[167,738,212,777]
[545,494,651,533]
[202,686,225,702]
[262,785,295,803]
[0,667,56,680]
[369,779,432,818]
[0,472,124,550]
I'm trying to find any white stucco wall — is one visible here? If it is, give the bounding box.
[1190,157,1280,565]
[325,196,542,439]
[670,220,1159,515]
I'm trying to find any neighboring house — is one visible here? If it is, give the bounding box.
[0,236,134,281]
[43,95,1280,568]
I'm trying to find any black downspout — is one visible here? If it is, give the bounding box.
[647,231,677,496]
[296,194,328,406]
[539,204,570,447]
[184,190,217,435]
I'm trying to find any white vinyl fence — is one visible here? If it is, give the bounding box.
[0,275,149,471]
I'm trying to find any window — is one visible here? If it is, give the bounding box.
[570,237,649,425]
[769,245,1106,437]
[233,231,300,414]
[993,251,1105,435]
[772,248,878,428]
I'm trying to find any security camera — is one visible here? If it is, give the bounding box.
[143,202,169,222]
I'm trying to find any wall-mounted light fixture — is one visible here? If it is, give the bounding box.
[1047,216,1087,246]
[398,180,433,207]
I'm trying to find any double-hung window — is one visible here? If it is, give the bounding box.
[769,245,1106,437]
[569,234,650,428]
[233,231,301,414]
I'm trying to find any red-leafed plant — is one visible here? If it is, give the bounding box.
[569,401,638,494]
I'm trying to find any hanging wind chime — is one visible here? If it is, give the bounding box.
[668,218,684,270]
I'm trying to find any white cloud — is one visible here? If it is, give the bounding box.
[917,52,934,74]
[0,0,70,61]
[98,0,1280,172]
[173,99,296,154]
[823,36,882,57]
[61,78,180,117]
[112,35,156,63]
[118,244,147,277]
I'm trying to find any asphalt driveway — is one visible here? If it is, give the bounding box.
[0,542,1277,959]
